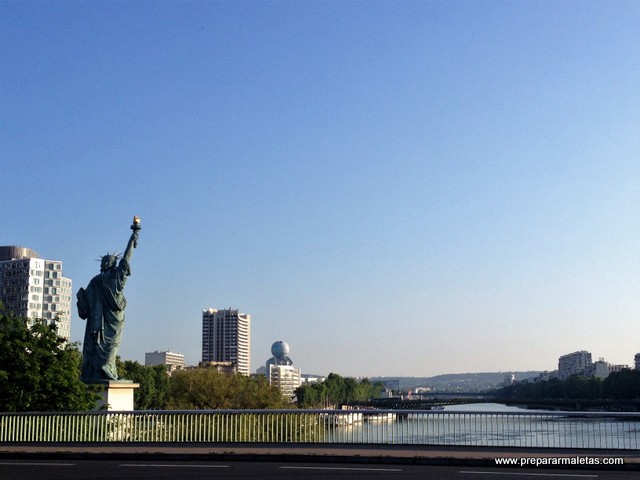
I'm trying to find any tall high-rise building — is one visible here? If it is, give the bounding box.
[0,246,72,341]
[202,308,250,376]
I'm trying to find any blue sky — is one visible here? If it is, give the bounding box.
[1,0,639,377]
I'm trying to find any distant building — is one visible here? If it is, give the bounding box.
[269,364,301,399]
[503,373,516,386]
[609,364,630,374]
[301,374,325,385]
[413,386,432,394]
[202,308,251,376]
[635,353,640,371]
[197,361,237,375]
[145,350,185,373]
[265,341,301,399]
[589,359,610,379]
[558,350,592,380]
[266,341,293,369]
[0,246,72,341]
[519,371,555,384]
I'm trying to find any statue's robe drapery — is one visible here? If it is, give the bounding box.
[80,257,131,382]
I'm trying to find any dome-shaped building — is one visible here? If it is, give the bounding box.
[267,341,293,367]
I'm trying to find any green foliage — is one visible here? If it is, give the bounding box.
[295,373,384,408]
[118,360,170,410]
[495,370,640,401]
[602,368,640,400]
[167,368,289,409]
[0,312,98,411]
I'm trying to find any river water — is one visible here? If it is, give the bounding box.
[326,403,640,449]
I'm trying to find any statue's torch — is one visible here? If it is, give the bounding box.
[131,216,141,247]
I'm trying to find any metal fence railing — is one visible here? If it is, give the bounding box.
[1,409,638,450]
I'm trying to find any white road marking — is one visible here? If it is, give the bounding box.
[120,464,229,468]
[280,465,403,472]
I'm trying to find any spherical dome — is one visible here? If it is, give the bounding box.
[271,341,290,357]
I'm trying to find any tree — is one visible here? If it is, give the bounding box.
[0,311,98,411]
[167,368,289,409]
[564,375,590,399]
[295,373,384,408]
[118,360,170,410]
[295,381,324,408]
[602,369,640,401]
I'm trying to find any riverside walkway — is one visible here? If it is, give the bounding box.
[1,443,639,470]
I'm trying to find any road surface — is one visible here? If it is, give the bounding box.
[0,459,636,480]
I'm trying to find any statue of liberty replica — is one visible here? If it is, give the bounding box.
[78,216,141,383]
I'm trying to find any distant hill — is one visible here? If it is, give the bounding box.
[371,372,543,393]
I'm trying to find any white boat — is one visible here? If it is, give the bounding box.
[363,411,396,422]
[322,412,364,426]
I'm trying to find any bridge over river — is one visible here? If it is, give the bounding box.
[352,395,640,411]
[351,393,493,410]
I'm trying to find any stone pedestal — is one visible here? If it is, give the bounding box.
[97,381,140,411]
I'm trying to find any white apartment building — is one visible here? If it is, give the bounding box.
[145,350,185,373]
[264,340,301,398]
[558,350,592,380]
[202,308,251,376]
[590,359,610,379]
[0,246,72,341]
[269,364,301,399]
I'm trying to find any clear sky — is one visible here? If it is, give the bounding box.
[1,0,639,378]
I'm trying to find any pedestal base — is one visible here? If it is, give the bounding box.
[97,381,140,411]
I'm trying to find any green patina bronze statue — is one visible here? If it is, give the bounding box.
[78,216,141,383]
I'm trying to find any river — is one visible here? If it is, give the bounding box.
[326,403,640,449]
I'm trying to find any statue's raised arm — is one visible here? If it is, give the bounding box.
[122,216,141,264]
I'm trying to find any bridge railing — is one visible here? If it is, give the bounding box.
[1,409,638,450]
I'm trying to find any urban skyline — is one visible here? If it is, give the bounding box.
[131,340,640,380]
[2,2,639,377]
[2,247,636,382]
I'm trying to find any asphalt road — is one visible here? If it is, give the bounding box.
[0,459,636,480]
